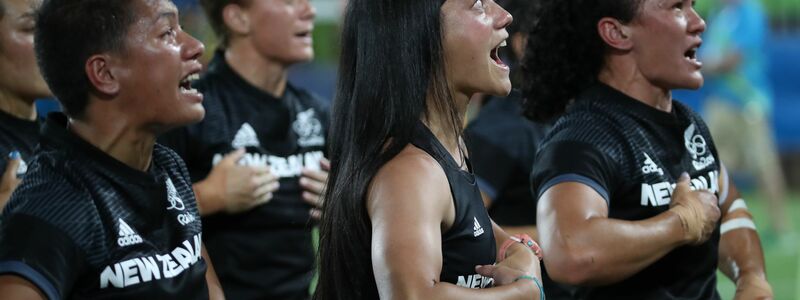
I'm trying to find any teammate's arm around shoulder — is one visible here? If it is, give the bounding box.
[0,276,46,300]
[715,165,773,299]
[537,173,719,286]
[367,147,538,300]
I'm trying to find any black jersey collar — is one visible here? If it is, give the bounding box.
[0,109,40,133]
[206,49,293,102]
[579,83,684,125]
[41,112,162,186]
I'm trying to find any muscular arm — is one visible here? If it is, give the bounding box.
[368,149,537,300]
[0,276,45,300]
[716,166,772,298]
[537,182,689,286]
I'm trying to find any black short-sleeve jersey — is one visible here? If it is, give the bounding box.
[159,51,329,300]
[531,84,722,299]
[0,110,40,177]
[0,113,208,300]
[464,91,548,226]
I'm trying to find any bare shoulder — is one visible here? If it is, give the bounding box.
[367,144,450,216]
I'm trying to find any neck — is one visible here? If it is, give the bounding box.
[598,58,673,112]
[69,101,155,172]
[423,90,469,161]
[0,90,37,121]
[224,41,289,98]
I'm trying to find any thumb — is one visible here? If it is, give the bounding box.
[4,151,21,179]
[220,148,246,166]
[320,157,331,171]
[475,265,497,278]
[674,172,691,192]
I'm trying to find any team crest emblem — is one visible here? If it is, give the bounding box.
[293,108,324,147]
[165,178,185,211]
[684,124,715,170]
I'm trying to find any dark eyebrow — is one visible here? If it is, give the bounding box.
[155,11,178,24]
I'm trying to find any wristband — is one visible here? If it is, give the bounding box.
[498,234,543,262]
[514,275,545,300]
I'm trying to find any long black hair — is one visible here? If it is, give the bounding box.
[314,0,459,299]
[521,0,642,122]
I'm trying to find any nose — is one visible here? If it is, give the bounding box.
[493,1,513,29]
[301,0,316,21]
[687,7,706,35]
[180,30,205,61]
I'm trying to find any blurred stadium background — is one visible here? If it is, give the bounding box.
[37,0,799,298]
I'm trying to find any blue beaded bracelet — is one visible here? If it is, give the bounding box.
[514,275,545,300]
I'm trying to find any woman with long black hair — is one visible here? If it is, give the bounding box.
[524,0,772,299]
[315,0,542,299]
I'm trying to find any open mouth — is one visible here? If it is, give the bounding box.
[490,40,508,67]
[179,73,200,94]
[295,30,312,38]
[684,42,702,66]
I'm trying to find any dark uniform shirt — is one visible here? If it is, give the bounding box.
[410,122,496,289]
[464,91,548,226]
[0,109,40,177]
[160,51,329,300]
[531,83,722,299]
[0,113,208,300]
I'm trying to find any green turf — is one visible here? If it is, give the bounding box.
[715,192,800,300]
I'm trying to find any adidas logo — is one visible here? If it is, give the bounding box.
[641,152,664,176]
[473,217,484,237]
[117,219,143,247]
[232,123,261,149]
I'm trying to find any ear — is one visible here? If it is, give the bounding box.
[222,3,250,36]
[597,17,633,51]
[85,54,120,97]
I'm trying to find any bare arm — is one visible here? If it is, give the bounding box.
[0,276,45,300]
[202,245,225,300]
[368,150,538,300]
[716,165,772,299]
[538,175,719,286]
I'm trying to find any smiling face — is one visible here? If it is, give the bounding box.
[115,0,206,131]
[239,0,316,65]
[441,0,513,98]
[0,0,50,103]
[627,0,706,90]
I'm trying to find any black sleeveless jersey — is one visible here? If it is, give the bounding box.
[0,113,208,299]
[531,84,722,299]
[410,123,496,289]
[159,51,329,300]
[0,110,40,177]
[464,91,548,227]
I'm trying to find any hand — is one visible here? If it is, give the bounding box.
[475,264,527,286]
[497,242,542,280]
[0,151,23,211]
[300,157,330,220]
[669,172,720,245]
[201,149,279,214]
[734,274,773,300]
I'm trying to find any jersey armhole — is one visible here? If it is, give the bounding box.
[0,261,60,300]
[538,173,610,206]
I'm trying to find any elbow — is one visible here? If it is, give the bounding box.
[544,248,604,286]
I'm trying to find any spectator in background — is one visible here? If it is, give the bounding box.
[160,0,328,299]
[700,0,791,237]
[0,0,52,209]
